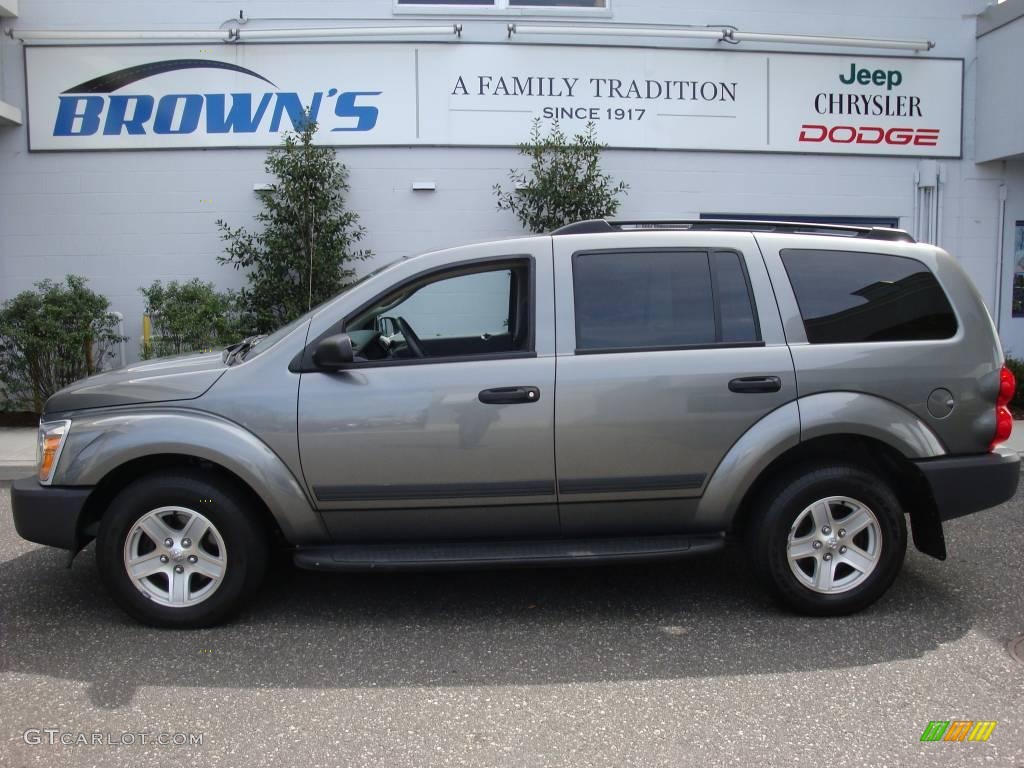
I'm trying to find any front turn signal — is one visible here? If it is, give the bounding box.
[37,420,71,485]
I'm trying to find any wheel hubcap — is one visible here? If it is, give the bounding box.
[786,496,882,595]
[123,506,227,608]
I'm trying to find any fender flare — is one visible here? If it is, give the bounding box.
[798,391,946,458]
[695,392,946,531]
[54,408,327,545]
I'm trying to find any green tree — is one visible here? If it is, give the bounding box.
[494,119,629,234]
[0,275,125,412]
[140,279,242,359]
[217,118,369,333]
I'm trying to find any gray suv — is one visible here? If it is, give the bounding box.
[11,219,1021,627]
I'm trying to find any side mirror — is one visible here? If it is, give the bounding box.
[312,333,354,370]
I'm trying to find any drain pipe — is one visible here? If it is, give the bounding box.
[995,183,1008,334]
[112,311,126,368]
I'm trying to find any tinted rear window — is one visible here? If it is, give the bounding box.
[572,249,760,351]
[781,249,957,344]
[713,250,759,343]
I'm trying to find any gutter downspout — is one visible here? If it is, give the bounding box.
[995,183,1008,333]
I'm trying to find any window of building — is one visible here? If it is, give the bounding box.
[781,249,958,344]
[1012,221,1024,318]
[344,261,532,362]
[572,249,759,353]
[395,0,608,12]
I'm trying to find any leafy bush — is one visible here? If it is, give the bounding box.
[217,117,370,333]
[0,275,126,412]
[1004,355,1024,416]
[140,279,242,359]
[494,119,629,234]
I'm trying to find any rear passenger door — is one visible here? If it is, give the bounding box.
[552,231,798,536]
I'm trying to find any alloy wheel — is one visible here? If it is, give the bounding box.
[786,495,882,594]
[123,506,228,608]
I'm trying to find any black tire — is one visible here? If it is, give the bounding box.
[748,464,907,616]
[96,470,269,628]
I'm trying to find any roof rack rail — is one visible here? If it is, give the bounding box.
[551,219,916,243]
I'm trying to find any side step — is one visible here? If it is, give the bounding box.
[293,534,724,572]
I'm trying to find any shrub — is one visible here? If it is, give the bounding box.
[217,117,370,333]
[140,279,242,359]
[0,275,126,412]
[494,119,629,234]
[1004,355,1024,417]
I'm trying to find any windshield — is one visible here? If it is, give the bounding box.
[239,259,402,361]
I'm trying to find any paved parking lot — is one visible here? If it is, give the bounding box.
[1,481,1022,767]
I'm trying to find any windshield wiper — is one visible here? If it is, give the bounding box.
[223,335,265,365]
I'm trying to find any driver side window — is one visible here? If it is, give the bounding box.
[346,259,532,362]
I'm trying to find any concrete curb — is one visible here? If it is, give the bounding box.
[0,427,37,481]
[0,464,34,482]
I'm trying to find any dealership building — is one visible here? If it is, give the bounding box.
[1,0,1023,361]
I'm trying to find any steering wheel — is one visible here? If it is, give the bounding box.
[396,316,427,358]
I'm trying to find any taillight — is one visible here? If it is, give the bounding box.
[998,366,1016,406]
[990,365,1016,451]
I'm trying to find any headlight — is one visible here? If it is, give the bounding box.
[37,419,71,485]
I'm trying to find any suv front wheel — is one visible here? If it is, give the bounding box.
[750,464,907,615]
[96,470,269,628]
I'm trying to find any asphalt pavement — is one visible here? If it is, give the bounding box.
[1,482,1022,767]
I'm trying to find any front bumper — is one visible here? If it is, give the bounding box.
[11,476,93,551]
[914,448,1021,522]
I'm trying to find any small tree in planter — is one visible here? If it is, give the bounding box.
[0,275,126,412]
[494,119,629,234]
[217,117,370,333]
[139,279,242,359]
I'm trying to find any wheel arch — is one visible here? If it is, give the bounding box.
[54,408,327,547]
[730,434,945,560]
[695,392,948,559]
[78,453,286,551]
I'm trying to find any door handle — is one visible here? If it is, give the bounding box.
[728,376,782,394]
[478,386,541,405]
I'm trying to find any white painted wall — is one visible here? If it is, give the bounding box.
[2,0,1023,359]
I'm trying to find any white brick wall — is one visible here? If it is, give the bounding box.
[2,0,1023,359]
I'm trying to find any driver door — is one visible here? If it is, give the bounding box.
[297,248,558,542]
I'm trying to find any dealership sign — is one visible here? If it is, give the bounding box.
[25,43,963,157]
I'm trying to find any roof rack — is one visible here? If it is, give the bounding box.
[551,219,916,243]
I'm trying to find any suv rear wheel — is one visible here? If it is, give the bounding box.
[96,470,269,628]
[750,464,907,615]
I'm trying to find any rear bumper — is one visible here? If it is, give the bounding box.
[914,448,1020,522]
[11,476,93,550]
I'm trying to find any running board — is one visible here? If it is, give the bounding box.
[293,534,724,572]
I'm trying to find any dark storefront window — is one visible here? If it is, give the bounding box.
[1013,221,1024,318]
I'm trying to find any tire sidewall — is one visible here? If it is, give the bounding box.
[97,472,266,628]
[757,466,907,615]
